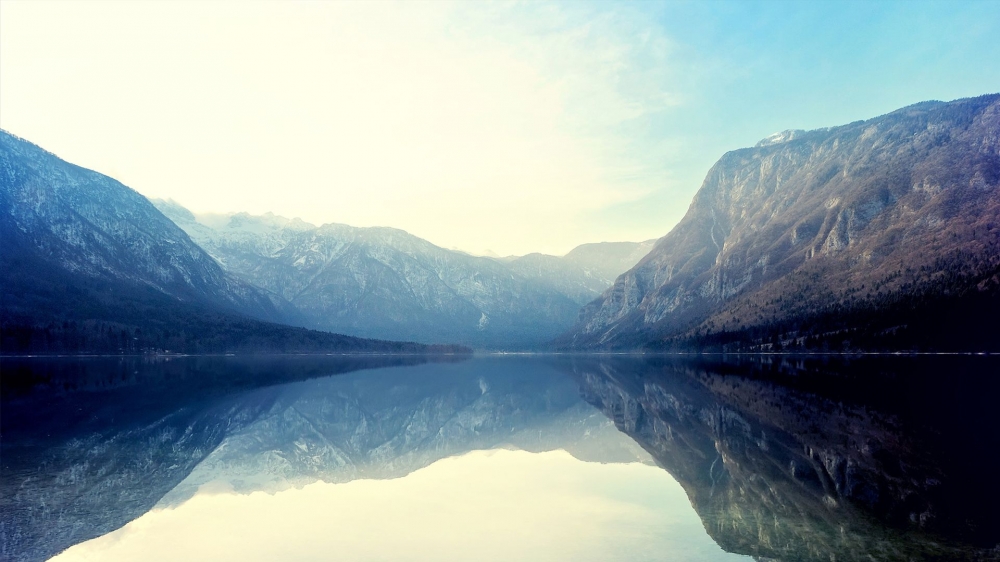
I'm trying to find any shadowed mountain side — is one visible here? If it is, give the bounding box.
[0,131,282,322]
[0,131,461,354]
[562,94,1000,351]
[0,355,464,562]
[557,355,1000,561]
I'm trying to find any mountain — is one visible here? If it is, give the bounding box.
[563,94,1000,351]
[505,240,655,305]
[0,131,462,354]
[0,131,282,319]
[153,201,585,348]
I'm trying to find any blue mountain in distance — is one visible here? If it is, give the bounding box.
[503,240,656,305]
[152,201,579,348]
[562,94,1000,352]
[0,130,466,354]
[153,200,653,348]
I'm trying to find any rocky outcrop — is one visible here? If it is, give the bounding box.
[563,95,1000,350]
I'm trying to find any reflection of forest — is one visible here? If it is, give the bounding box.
[561,355,1000,562]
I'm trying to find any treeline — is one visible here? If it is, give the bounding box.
[0,316,471,355]
[0,251,470,355]
[652,256,1000,353]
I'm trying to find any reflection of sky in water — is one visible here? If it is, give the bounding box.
[53,449,750,562]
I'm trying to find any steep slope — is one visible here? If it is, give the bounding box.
[0,131,281,320]
[154,201,582,348]
[0,131,459,354]
[564,95,1000,351]
[506,240,655,305]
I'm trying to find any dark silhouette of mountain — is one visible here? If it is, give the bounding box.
[0,131,465,354]
[562,95,1000,351]
[562,355,1000,561]
[152,200,584,349]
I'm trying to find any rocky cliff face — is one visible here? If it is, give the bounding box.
[0,131,282,322]
[563,356,1000,561]
[564,95,1000,350]
[154,201,584,348]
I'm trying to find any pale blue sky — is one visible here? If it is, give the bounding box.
[587,0,1000,235]
[1,1,997,255]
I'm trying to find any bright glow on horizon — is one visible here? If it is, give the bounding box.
[3,1,998,255]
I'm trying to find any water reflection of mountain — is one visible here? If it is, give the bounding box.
[7,355,999,562]
[0,355,453,562]
[0,356,649,562]
[561,355,1000,562]
[160,358,652,504]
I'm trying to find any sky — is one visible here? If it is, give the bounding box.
[2,1,999,256]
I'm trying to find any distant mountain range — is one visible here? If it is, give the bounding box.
[0,131,463,354]
[153,199,651,348]
[504,240,655,304]
[562,94,1000,352]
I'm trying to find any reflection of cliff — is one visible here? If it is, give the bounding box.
[562,356,1000,562]
[0,355,455,562]
[161,358,652,504]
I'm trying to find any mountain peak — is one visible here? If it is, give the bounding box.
[562,94,1000,351]
[754,129,806,147]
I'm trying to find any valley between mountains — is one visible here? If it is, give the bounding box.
[2,94,999,353]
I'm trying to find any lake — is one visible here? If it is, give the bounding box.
[2,354,999,561]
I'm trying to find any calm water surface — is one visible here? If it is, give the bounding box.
[2,354,998,561]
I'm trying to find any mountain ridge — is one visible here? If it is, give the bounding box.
[154,200,653,348]
[0,131,465,354]
[561,94,1000,351]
